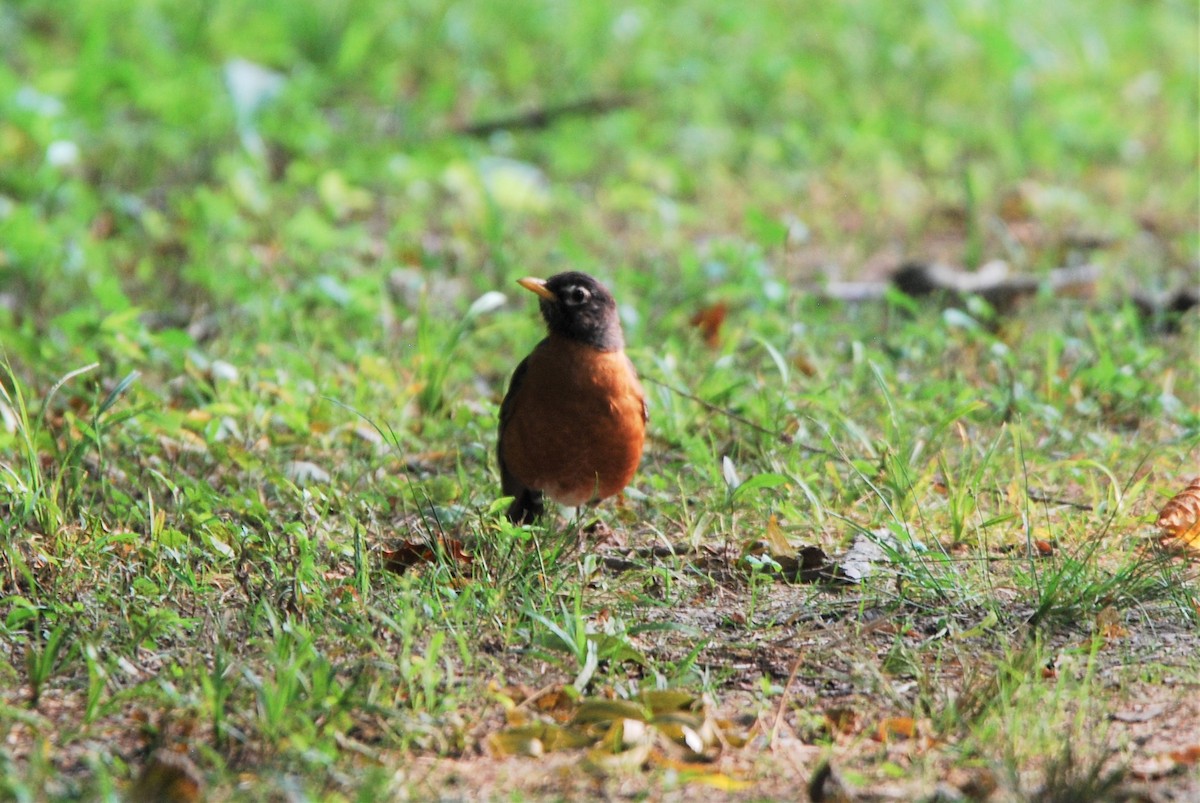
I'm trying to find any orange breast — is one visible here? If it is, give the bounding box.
[501,337,646,506]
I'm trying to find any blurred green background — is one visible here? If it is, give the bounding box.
[3,0,1196,365]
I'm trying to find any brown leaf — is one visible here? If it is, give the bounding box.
[1157,477,1200,553]
[823,707,861,736]
[946,766,999,799]
[689,301,728,348]
[533,687,576,721]
[1130,749,1196,781]
[584,518,624,547]
[381,541,435,572]
[764,515,792,556]
[381,537,471,574]
[1170,745,1200,765]
[438,538,472,566]
[129,749,203,803]
[791,353,818,378]
[872,716,917,742]
[1095,605,1129,641]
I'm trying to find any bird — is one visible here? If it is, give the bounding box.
[497,271,647,524]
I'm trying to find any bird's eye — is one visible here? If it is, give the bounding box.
[566,286,590,305]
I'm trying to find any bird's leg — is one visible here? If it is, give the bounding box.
[572,506,589,551]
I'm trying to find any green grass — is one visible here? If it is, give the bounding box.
[2,0,1198,799]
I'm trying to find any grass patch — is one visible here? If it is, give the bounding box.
[2,0,1198,798]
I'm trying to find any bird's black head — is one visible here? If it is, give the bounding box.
[518,271,624,351]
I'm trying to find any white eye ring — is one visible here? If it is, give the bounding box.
[567,286,590,305]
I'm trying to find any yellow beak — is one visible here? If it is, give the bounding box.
[517,277,557,302]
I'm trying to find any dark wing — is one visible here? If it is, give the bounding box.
[497,351,545,523]
[498,352,531,438]
[626,353,648,423]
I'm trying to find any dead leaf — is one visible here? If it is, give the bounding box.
[1169,745,1200,765]
[402,449,456,471]
[713,717,751,748]
[283,460,330,486]
[571,699,648,725]
[1095,606,1128,641]
[1109,703,1167,723]
[656,720,707,755]
[603,717,648,751]
[764,515,791,556]
[1156,477,1200,553]
[740,535,833,583]
[945,766,998,799]
[823,707,861,736]
[487,721,594,756]
[873,716,917,742]
[794,545,833,582]
[747,522,900,585]
[582,737,653,775]
[490,681,532,707]
[651,712,716,755]
[792,353,818,377]
[837,530,893,582]
[690,301,728,348]
[641,689,698,715]
[129,749,203,803]
[381,538,471,574]
[533,688,576,721]
[487,728,545,757]
[583,518,623,547]
[1130,750,1191,781]
[486,691,748,773]
[689,772,753,792]
[382,541,434,572]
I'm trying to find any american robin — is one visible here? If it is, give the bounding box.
[498,272,647,524]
